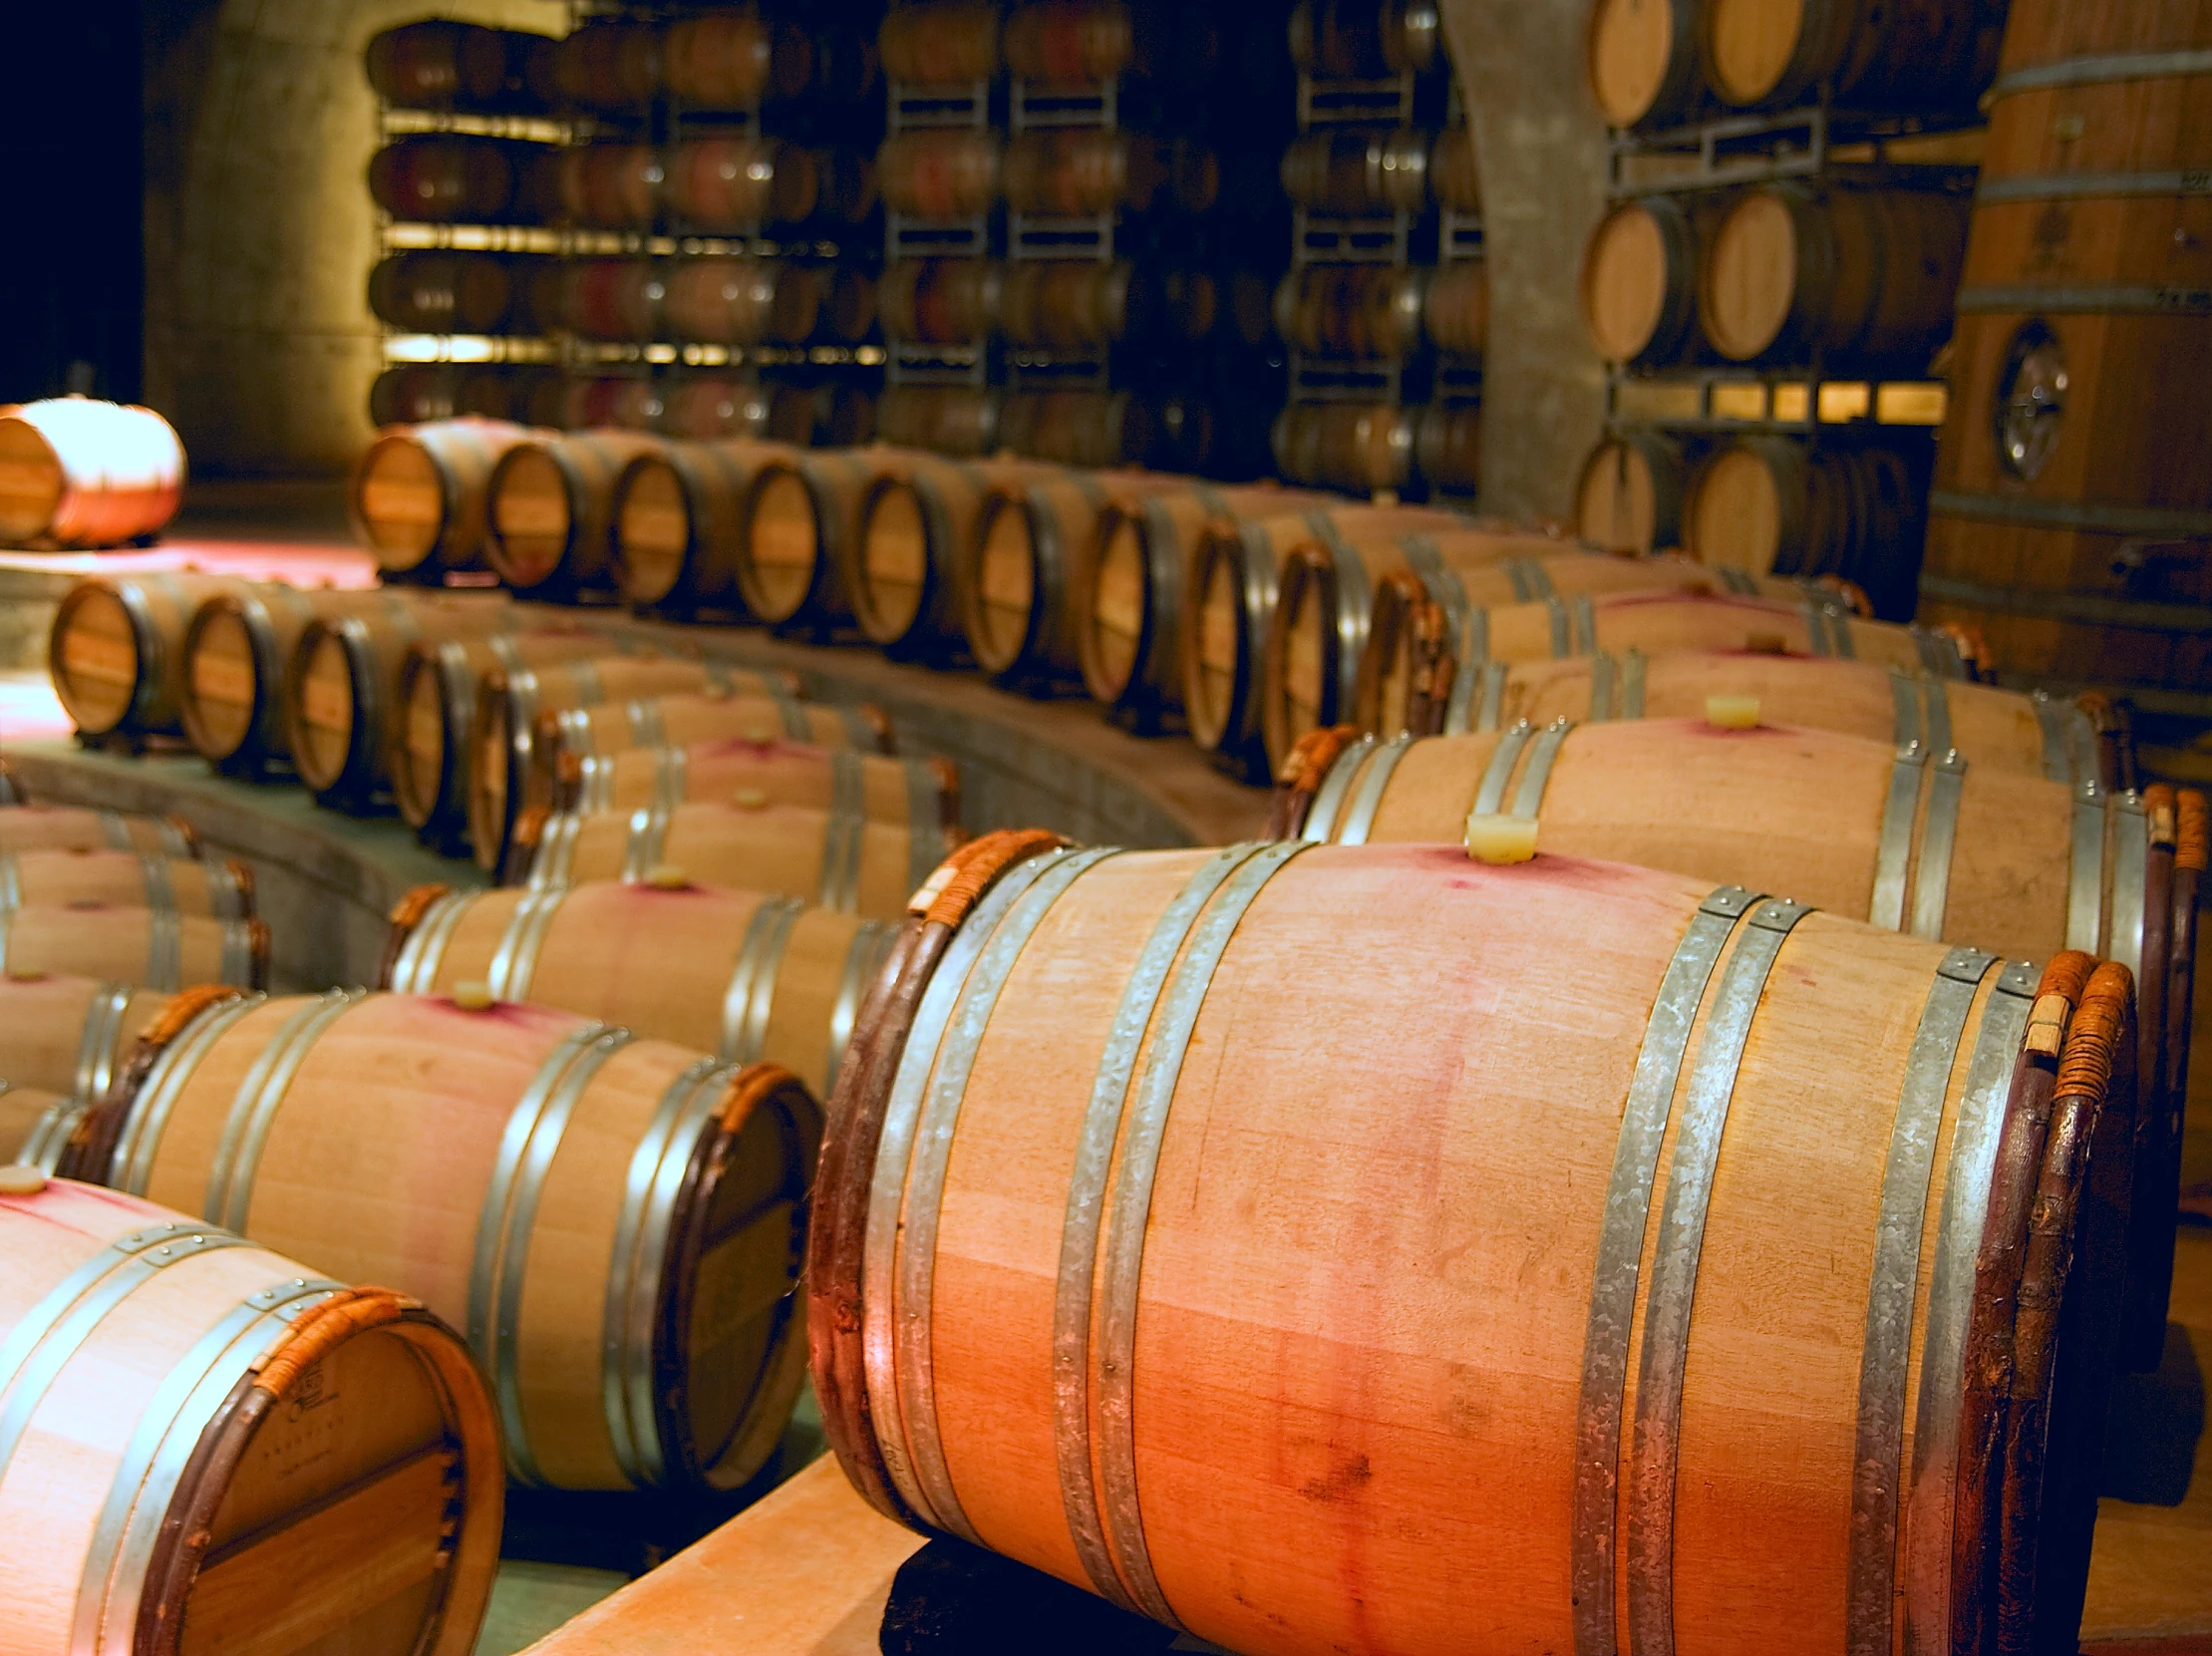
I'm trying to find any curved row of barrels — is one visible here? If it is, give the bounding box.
[371,367,878,449]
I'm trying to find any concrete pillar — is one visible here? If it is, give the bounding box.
[1438,0,1610,524]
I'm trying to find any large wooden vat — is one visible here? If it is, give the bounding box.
[0,972,175,1102]
[609,438,798,615]
[1917,0,2212,704]
[485,429,668,599]
[80,993,823,1491]
[350,417,536,581]
[0,805,195,860]
[285,594,515,814]
[0,904,266,992]
[1281,722,2198,1357]
[469,656,795,872]
[50,573,256,740]
[734,451,877,632]
[0,848,252,919]
[0,1175,503,1656]
[0,398,185,548]
[387,878,895,1098]
[810,831,2135,1656]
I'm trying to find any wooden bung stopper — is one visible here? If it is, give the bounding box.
[450,980,495,1011]
[647,862,690,889]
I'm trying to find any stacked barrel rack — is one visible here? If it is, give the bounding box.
[1270,5,1487,502]
[366,4,890,444]
[1572,0,2000,617]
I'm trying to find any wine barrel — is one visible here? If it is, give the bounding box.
[286,594,514,813]
[735,451,875,630]
[50,572,255,739]
[879,2,1002,85]
[0,904,264,992]
[81,991,820,1491]
[1279,129,1428,215]
[0,1176,503,1655]
[371,364,555,428]
[1422,260,1487,356]
[1177,502,1475,773]
[1270,403,1419,495]
[554,19,661,111]
[666,139,819,230]
[851,453,1045,657]
[1699,185,1970,364]
[1702,0,2002,113]
[387,879,894,1099]
[469,656,790,873]
[1918,3,2212,704]
[531,691,891,814]
[1002,131,1214,216]
[664,12,776,108]
[876,386,1002,457]
[880,259,1002,343]
[659,376,777,441]
[0,849,250,919]
[611,438,794,614]
[510,797,936,921]
[368,250,518,333]
[1004,0,1135,81]
[1001,260,1153,348]
[0,972,182,1101]
[1429,125,1480,211]
[1344,645,2121,785]
[486,429,667,597]
[962,473,1112,689]
[1263,534,1810,770]
[878,131,1002,218]
[350,417,535,581]
[1000,391,1160,470]
[809,831,2133,1656]
[1288,0,1442,75]
[179,584,399,776]
[0,806,194,859]
[663,258,819,345]
[556,142,659,229]
[1272,265,1426,358]
[1081,484,1329,726]
[392,629,636,848]
[0,398,184,548]
[368,17,552,112]
[1579,195,1703,364]
[1285,722,2193,1346]
[369,134,555,225]
[1683,439,1922,587]
[1414,404,1482,495]
[555,261,664,341]
[1583,0,1704,128]
[1576,431,1696,554]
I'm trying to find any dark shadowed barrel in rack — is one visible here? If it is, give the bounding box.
[664,139,820,230]
[1279,128,1429,215]
[880,260,1003,343]
[1682,438,1923,592]
[875,387,1002,458]
[1273,265,1426,358]
[662,11,777,108]
[368,18,555,112]
[1288,0,1442,77]
[369,134,558,225]
[878,131,1002,219]
[1700,0,2003,113]
[878,2,1002,85]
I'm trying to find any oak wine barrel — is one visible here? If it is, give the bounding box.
[1279,129,1428,215]
[734,451,876,631]
[1682,438,1923,595]
[367,17,554,113]
[809,830,2135,1656]
[486,428,668,598]
[1414,403,1482,495]
[663,258,822,346]
[963,472,1120,690]
[1000,260,1159,349]
[369,134,556,225]
[0,806,194,860]
[877,131,1002,219]
[1918,1,2212,706]
[878,3,1002,87]
[1422,259,1487,356]
[392,628,635,847]
[179,584,412,777]
[1580,195,1704,365]
[999,391,1166,470]
[50,572,258,740]
[664,12,777,108]
[285,593,514,813]
[1575,430,1696,554]
[880,259,1003,343]
[530,691,890,813]
[611,438,795,614]
[1272,265,1426,358]
[368,251,527,334]
[1004,0,1137,82]
[1583,0,1704,129]
[509,797,937,922]
[1288,0,1443,77]
[657,377,772,442]
[387,879,894,1099]
[0,971,181,1102]
[1176,502,1474,774]
[665,139,819,230]
[0,398,185,548]
[1429,124,1480,212]
[351,417,537,581]
[1270,402,1418,494]
[370,363,559,429]
[553,19,660,111]
[0,903,265,992]
[1699,184,1970,365]
[0,1176,503,1656]
[78,992,821,1491]
[0,848,251,920]
[1701,0,2002,113]
[469,655,795,873]
[555,142,659,229]
[875,386,1002,458]
[1001,131,1216,217]
[851,453,1055,659]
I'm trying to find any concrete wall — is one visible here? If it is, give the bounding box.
[144,0,565,478]
[1438,0,1610,523]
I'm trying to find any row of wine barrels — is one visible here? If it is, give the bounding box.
[393,628,646,849]
[369,134,561,227]
[369,251,551,336]
[1280,129,1433,215]
[1679,437,1925,587]
[1283,724,2200,1356]
[1584,0,2003,129]
[51,573,270,740]
[878,131,1002,218]
[0,804,195,859]
[879,2,1001,85]
[1290,0,1444,76]
[367,18,555,114]
[1574,430,1694,554]
[541,377,875,449]
[351,417,535,580]
[554,15,879,113]
[1351,587,1978,766]
[1919,0,2212,704]
[1580,185,1970,367]
[880,258,1003,343]
[875,386,1003,457]
[72,988,821,1491]
[509,796,939,920]
[546,259,875,347]
[283,593,516,813]
[466,655,798,872]
[964,472,1147,689]
[1260,534,1817,770]
[0,972,173,1103]
[369,364,558,430]
[995,391,1163,471]
[809,830,2136,1656]
[850,453,1057,657]
[1001,131,1218,216]
[385,878,896,1100]
[878,0,1223,89]
[1177,501,1477,773]
[484,428,667,597]
[0,848,251,919]
[736,450,879,632]
[0,398,185,548]
[0,904,266,991]
[544,725,940,822]
[1275,260,1489,359]
[556,140,876,232]
[1270,402,1480,496]
[611,439,795,615]
[0,1175,502,1656]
